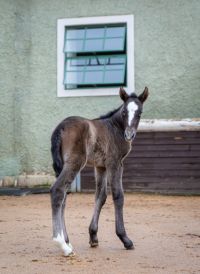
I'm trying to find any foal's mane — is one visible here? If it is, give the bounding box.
[99,106,122,120]
[98,93,138,120]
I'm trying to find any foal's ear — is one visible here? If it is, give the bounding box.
[138,87,149,103]
[119,87,129,102]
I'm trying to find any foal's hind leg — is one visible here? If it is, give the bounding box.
[61,192,69,243]
[50,161,83,256]
[89,167,107,247]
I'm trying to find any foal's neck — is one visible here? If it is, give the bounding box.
[111,112,124,129]
[108,109,126,138]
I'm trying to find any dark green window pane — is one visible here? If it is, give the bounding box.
[84,39,104,52]
[65,40,84,52]
[103,56,125,65]
[104,70,124,83]
[85,65,103,71]
[110,57,125,64]
[70,59,85,67]
[106,64,124,70]
[106,27,125,37]
[64,71,84,84]
[95,57,105,65]
[104,38,125,51]
[85,71,104,83]
[66,29,85,39]
[86,28,104,38]
[66,59,85,72]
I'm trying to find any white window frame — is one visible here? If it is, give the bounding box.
[57,15,134,97]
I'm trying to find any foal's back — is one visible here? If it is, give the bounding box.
[52,116,109,174]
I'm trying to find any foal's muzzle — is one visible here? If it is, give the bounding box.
[124,128,136,141]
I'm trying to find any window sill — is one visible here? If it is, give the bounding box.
[57,87,123,97]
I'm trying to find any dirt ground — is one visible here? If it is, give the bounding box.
[0,193,199,274]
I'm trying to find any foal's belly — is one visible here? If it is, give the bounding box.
[86,149,106,168]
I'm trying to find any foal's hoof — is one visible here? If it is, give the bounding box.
[124,240,134,250]
[53,235,74,256]
[89,240,99,248]
[63,251,76,257]
[63,243,75,257]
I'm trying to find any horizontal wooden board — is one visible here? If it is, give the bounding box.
[133,138,200,145]
[124,181,200,190]
[123,163,200,170]
[135,131,200,139]
[124,157,200,164]
[132,144,200,151]
[81,131,200,194]
[129,151,200,158]
[122,177,200,183]
[123,171,200,178]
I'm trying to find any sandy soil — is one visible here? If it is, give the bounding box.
[0,193,199,274]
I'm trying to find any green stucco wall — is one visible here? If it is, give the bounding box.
[0,0,200,177]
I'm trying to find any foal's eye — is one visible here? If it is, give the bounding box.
[122,110,126,117]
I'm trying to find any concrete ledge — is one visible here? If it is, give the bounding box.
[2,177,16,187]
[2,175,55,188]
[139,119,200,132]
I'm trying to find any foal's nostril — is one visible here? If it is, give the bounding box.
[125,129,136,141]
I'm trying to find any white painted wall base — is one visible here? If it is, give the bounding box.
[1,174,81,192]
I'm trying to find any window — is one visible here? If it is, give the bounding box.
[57,15,134,97]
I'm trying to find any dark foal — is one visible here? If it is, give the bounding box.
[50,87,149,256]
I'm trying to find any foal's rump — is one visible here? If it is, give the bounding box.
[51,117,90,178]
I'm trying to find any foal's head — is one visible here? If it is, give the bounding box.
[119,87,149,142]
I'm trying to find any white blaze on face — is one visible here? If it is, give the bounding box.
[127,102,138,126]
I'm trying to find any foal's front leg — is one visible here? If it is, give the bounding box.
[89,167,107,247]
[109,165,134,250]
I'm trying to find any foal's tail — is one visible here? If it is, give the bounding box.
[51,127,63,178]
